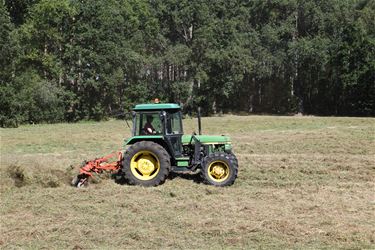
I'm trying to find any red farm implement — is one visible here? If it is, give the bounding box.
[72,151,123,187]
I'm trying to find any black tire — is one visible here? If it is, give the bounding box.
[71,174,89,188]
[122,141,171,187]
[201,152,238,186]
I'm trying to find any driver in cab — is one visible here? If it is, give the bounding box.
[144,115,156,135]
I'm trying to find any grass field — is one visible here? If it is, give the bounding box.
[1,115,374,249]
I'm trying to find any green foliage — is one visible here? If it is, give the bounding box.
[1,70,65,126]
[1,0,374,127]
[0,2,18,127]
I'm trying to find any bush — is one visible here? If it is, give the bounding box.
[0,70,66,127]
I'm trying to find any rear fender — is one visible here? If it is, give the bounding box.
[124,136,175,165]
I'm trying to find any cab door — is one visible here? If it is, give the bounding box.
[164,111,183,157]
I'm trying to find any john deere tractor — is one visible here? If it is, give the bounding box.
[73,103,238,187]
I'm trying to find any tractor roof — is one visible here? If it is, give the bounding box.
[133,103,181,111]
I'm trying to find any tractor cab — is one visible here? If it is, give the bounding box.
[131,103,184,157]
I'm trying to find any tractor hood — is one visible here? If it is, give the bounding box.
[182,135,231,145]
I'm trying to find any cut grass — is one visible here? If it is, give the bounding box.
[0,115,374,249]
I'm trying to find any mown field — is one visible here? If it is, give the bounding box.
[0,115,374,249]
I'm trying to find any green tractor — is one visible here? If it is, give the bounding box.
[74,103,238,187]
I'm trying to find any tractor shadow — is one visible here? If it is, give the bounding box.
[167,172,203,184]
[111,172,129,185]
[111,171,203,185]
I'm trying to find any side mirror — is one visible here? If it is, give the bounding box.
[159,111,166,121]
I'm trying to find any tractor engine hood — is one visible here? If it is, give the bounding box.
[181,135,231,145]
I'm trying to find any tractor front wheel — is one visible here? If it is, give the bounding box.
[122,141,171,187]
[201,153,238,186]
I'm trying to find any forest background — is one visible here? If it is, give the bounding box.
[1,0,374,127]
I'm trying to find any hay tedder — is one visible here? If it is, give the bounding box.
[72,102,238,187]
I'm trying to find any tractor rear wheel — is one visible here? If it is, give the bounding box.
[201,152,238,186]
[122,141,171,186]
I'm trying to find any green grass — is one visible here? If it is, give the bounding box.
[1,115,374,249]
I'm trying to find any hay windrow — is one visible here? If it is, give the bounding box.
[5,163,76,188]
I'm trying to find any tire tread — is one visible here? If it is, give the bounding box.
[122,141,171,186]
[201,152,238,186]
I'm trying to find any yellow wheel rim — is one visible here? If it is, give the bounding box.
[130,150,160,181]
[207,160,230,183]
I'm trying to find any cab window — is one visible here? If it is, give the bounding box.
[166,112,182,135]
[134,112,162,135]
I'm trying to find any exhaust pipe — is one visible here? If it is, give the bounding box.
[198,107,202,135]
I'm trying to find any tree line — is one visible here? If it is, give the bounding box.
[1,0,374,127]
